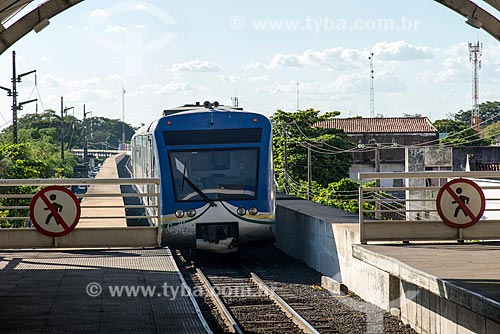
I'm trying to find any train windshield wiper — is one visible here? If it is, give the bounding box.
[175,158,217,207]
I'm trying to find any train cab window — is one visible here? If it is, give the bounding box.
[169,148,259,202]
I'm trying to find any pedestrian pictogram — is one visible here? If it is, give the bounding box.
[436,178,485,228]
[30,186,81,237]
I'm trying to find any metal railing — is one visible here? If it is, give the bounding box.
[0,178,160,224]
[359,171,500,243]
[0,178,162,248]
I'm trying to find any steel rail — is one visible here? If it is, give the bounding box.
[195,268,244,334]
[248,271,320,334]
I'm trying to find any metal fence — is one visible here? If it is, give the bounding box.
[0,178,161,248]
[359,171,500,244]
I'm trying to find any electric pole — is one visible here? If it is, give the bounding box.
[121,85,126,149]
[374,142,381,219]
[283,126,288,194]
[83,105,92,178]
[61,97,64,160]
[5,51,37,144]
[12,51,17,143]
[60,97,74,160]
[307,144,312,200]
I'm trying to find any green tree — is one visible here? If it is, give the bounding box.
[483,122,500,144]
[440,127,490,147]
[271,109,353,189]
[454,101,500,126]
[433,119,468,134]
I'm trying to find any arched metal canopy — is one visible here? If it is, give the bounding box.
[435,0,500,42]
[0,0,83,55]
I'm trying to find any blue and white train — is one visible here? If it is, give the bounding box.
[131,102,275,253]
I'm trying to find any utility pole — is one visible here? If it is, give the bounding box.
[374,143,381,219]
[307,144,312,200]
[121,85,126,149]
[4,51,37,144]
[283,126,288,194]
[60,97,64,160]
[83,105,92,178]
[60,97,74,160]
[12,51,17,143]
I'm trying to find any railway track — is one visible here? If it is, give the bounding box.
[194,263,337,334]
[175,247,416,334]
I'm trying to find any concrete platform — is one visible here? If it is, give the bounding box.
[353,242,500,333]
[275,197,500,333]
[0,247,211,334]
[79,154,127,228]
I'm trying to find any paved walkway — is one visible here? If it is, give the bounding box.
[79,154,127,228]
[0,248,210,334]
[353,242,500,323]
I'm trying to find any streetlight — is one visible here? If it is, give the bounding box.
[83,105,92,178]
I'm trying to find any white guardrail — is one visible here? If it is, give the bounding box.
[0,178,161,248]
[359,171,500,244]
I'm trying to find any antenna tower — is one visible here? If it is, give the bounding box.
[231,90,239,108]
[369,52,375,118]
[469,41,482,128]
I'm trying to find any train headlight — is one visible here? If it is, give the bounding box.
[187,208,196,217]
[248,207,258,215]
[175,209,184,218]
[236,207,246,216]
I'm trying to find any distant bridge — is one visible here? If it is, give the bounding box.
[71,149,129,159]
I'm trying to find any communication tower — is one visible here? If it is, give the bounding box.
[469,41,482,128]
[369,52,375,118]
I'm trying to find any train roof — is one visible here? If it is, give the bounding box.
[163,102,243,117]
[133,102,254,138]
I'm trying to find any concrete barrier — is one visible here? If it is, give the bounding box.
[275,198,500,333]
[275,199,393,309]
[0,227,158,248]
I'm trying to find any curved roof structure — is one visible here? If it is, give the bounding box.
[435,0,500,42]
[0,0,83,55]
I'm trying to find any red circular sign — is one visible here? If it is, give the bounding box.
[29,186,81,237]
[436,178,485,228]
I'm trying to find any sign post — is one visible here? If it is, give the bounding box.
[29,186,81,237]
[436,178,485,228]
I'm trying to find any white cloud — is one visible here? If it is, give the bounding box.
[40,75,63,89]
[154,81,206,95]
[248,75,269,82]
[256,73,404,96]
[134,4,147,11]
[416,43,469,84]
[168,60,221,72]
[371,41,435,61]
[245,47,367,71]
[135,25,145,29]
[105,25,127,33]
[219,75,240,83]
[65,89,115,103]
[245,41,434,72]
[106,75,125,84]
[90,9,108,19]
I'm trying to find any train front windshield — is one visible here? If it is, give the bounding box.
[169,149,259,202]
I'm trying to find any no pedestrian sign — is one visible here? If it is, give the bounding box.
[29,186,81,237]
[436,178,485,229]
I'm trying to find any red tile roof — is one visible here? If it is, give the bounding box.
[315,117,437,134]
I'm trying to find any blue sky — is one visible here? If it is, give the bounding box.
[1,0,499,128]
